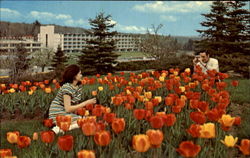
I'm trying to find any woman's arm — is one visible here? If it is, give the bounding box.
[63,95,96,113]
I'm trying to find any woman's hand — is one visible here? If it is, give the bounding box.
[85,98,97,105]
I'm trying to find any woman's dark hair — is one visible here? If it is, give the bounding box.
[60,64,81,86]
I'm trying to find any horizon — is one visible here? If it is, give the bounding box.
[0,1,249,36]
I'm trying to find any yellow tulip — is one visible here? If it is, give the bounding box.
[179,86,185,93]
[85,110,90,116]
[159,76,165,82]
[185,68,191,73]
[218,114,235,128]
[98,86,104,91]
[161,72,167,77]
[199,123,215,138]
[154,96,162,103]
[174,71,179,76]
[28,90,34,95]
[126,89,131,95]
[144,92,152,99]
[221,135,238,147]
[128,81,132,86]
[8,88,15,93]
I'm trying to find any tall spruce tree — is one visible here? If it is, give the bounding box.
[51,45,68,78]
[196,1,228,56]
[78,12,118,75]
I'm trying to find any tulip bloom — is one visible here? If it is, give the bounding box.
[231,80,239,87]
[76,108,86,116]
[237,139,250,156]
[92,90,97,96]
[41,131,55,143]
[234,116,241,126]
[165,97,174,106]
[221,135,238,147]
[33,132,38,140]
[199,123,215,138]
[0,149,12,157]
[132,134,151,152]
[44,87,52,93]
[43,119,54,128]
[162,113,176,127]
[98,86,103,91]
[77,150,95,158]
[111,118,125,134]
[190,111,206,124]
[150,116,164,129]
[186,124,201,138]
[146,129,163,148]
[82,122,97,136]
[176,141,201,157]
[59,121,71,132]
[57,135,74,151]
[218,114,235,131]
[103,113,116,124]
[94,130,111,146]
[7,131,19,144]
[133,109,146,120]
[17,136,31,148]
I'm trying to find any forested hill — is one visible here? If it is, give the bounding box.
[0,21,200,43]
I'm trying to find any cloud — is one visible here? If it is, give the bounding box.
[64,19,85,26]
[0,8,21,18]
[160,15,177,22]
[133,1,212,13]
[115,23,153,34]
[30,11,71,20]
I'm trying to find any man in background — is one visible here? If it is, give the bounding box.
[193,50,219,74]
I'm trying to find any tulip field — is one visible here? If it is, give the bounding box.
[1,67,250,158]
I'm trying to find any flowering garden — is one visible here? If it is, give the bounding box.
[0,66,250,158]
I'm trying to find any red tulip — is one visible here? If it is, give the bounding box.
[176,141,201,157]
[111,118,125,134]
[57,135,74,151]
[82,122,97,136]
[190,111,206,124]
[0,149,12,157]
[186,124,201,138]
[150,116,164,129]
[237,139,250,156]
[43,119,54,128]
[162,113,176,127]
[17,136,31,148]
[146,129,164,148]
[41,130,55,143]
[133,109,145,120]
[231,80,239,87]
[103,113,116,124]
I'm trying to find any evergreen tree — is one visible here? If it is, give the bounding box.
[196,1,228,56]
[78,12,119,75]
[51,46,68,78]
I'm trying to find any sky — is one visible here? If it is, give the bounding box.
[0,1,249,36]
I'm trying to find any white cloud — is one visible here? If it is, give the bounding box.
[133,1,212,13]
[160,15,177,22]
[30,11,71,20]
[109,19,117,25]
[64,18,85,26]
[115,23,152,34]
[0,8,21,18]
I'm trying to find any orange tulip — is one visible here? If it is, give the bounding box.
[57,135,74,151]
[7,131,19,144]
[44,80,49,84]
[17,136,31,148]
[82,122,97,136]
[103,113,116,124]
[176,141,201,157]
[150,116,164,129]
[132,134,151,152]
[206,108,225,122]
[165,97,174,106]
[145,101,154,110]
[91,90,97,96]
[186,124,201,138]
[94,130,111,146]
[231,80,239,87]
[77,150,96,158]
[190,111,206,124]
[41,130,55,143]
[172,105,182,113]
[237,139,250,156]
[59,121,71,132]
[56,115,72,127]
[43,119,54,128]
[76,108,86,116]
[146,129,164,148]
[199,123,215,138]
[111,118,125,134]
[234,116,241,126]
[0,149,12,157]
[133,109,145,120]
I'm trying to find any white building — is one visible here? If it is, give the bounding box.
[38,25,140,53]
[0,36,42,52]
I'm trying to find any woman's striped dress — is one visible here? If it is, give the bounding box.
[49,83,83,123]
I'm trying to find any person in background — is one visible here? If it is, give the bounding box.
[49,64,96,134]
[193,50,219,74]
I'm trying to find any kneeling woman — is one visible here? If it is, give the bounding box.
[49,64,96,133]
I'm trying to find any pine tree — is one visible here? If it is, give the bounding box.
[196,1,228,56]
[51,46,68,78]
[78,12,119,75]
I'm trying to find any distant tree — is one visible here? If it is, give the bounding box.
[9,43,30,82]
[50,46,68,79]
[139,24,180,69]
[31,20,41,39]
[30,48,54,72]
[78,12,119,75]
[183,39,194,51]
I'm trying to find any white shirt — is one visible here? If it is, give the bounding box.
[196,58,219,74]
